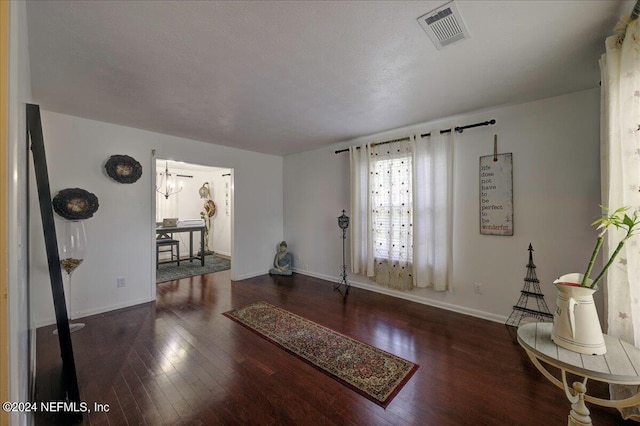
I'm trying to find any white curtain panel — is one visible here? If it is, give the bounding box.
[600,15,640,421]
[413,132,454,291]
[349,144,374,277]
[349,132,454,292]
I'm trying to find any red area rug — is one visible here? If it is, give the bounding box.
[223,301,418,408]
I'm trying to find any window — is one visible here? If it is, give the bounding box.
[370,149,413,263]
[350,132,452,291]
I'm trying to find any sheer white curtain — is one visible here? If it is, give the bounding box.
[413,131,454,291]
[600,13,640,421]
[350,144,374,277]
[370,140,414,290]
[349,132,453,292]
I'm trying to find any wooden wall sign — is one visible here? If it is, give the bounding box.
[480,153,513,236]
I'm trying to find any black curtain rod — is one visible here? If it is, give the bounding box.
[334,119,496,154]
[163,172,194,178]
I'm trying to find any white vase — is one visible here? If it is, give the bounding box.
[551,273,606,355]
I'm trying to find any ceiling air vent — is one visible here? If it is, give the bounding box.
[417,1,470,50]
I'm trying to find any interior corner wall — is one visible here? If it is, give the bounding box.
[283,88,601,322]
[30,111,283,327]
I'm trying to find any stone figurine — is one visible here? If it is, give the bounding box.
[269,241,293,276]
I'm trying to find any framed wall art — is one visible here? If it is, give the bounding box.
[104,154,142,184]
[52,188,100,220]
[480,152,513,236]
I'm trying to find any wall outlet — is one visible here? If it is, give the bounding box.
[116,277,126,288]
[474,282,482,294]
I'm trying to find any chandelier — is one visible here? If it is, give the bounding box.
[156,161,183,199]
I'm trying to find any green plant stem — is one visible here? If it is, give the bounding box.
[590,238,628,289]
[582,236,603,286]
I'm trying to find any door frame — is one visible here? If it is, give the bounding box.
[1,1,10,424]
[150,153,235,299]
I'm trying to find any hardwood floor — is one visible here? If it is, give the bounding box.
[35,271,635,425]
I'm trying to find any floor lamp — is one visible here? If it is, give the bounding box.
[334,210,350,298]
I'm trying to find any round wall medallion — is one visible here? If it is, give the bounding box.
[52,188,100,220]
[104,154,142,184]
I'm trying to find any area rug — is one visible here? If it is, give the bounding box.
[156,254,230,283]
[223,301,418,407]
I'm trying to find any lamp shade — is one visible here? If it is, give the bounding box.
[338,210,350,230]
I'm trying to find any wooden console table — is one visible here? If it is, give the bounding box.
[518,322,640,425]
[156,225,205,266]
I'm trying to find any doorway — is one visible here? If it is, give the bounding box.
[152,158,233,287]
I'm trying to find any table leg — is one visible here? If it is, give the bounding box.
[562,372,592,426]
[200,228,205,266]
[189,231,194,263]
[568,382,591,425]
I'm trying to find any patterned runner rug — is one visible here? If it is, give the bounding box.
[223,301,418,408]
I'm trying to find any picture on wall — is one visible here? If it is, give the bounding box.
[104,154,142,184]
[52,187,100,220]
[479,153,513,236]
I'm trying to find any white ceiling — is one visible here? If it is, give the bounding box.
[26,1,629,156]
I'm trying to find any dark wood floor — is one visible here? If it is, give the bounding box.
[34,270,635,425]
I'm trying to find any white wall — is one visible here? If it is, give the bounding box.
[7,1,32,424]
[31,111,283,326]
[284,88,602,323]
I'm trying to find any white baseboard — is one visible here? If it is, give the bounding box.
[213,250,231,257]
[35,270,507,328]
[35,296,156,328]
[234,270,270,281]
[292,269,508,324]
[292,268,340,284]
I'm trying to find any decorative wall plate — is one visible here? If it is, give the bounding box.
[52,188,100,220]
[104,154,142,184]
